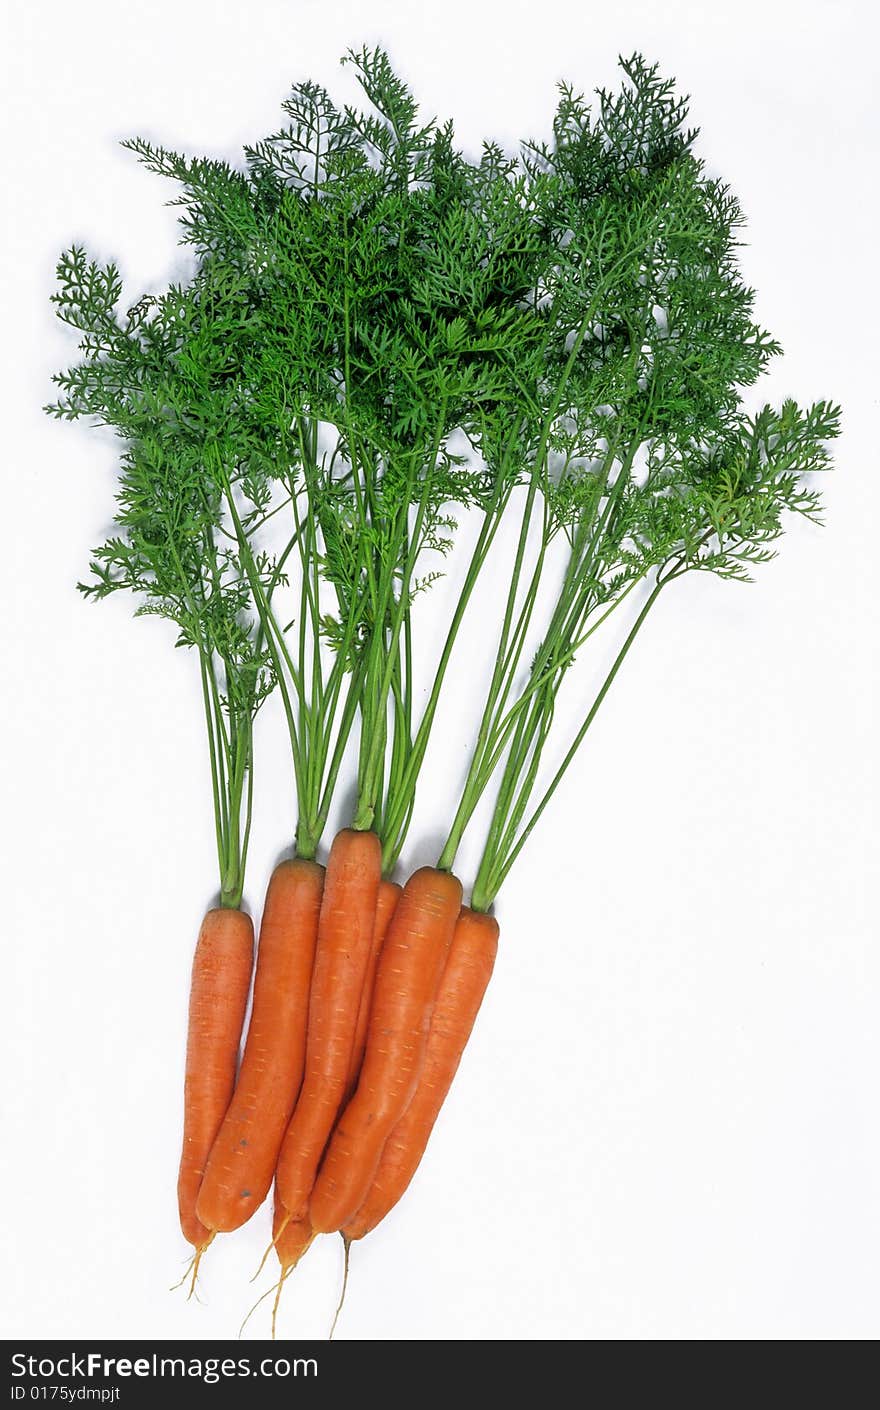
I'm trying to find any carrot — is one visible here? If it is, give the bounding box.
[274,829,382,1220]
[195,858,323,1233]
[177,907,253,1251]
[344,878,401,1099]
[343,906,498,1241]
[309,866,462,1234]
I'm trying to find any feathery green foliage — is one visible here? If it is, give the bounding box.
[48,48,837,904]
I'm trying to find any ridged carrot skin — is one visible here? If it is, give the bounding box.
[309,866,462,1234]
[344,878,402,1099]
[177,907,254,1248]
[343,906,498,1242]
[275,829,382,1221]
[195,858,323,1233]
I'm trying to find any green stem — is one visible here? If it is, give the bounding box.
[471,575,669,910]
[218,467,310,846]
[355,409,448,831]
[197,645,228,892]
[437,470,542,871]
[220,713,251,908]
[380,484,512,872]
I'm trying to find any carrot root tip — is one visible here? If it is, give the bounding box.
[169,1233,214,1297]
[238,1280,279,1341]
[328,1235,353,1342]
[271,1267,291,1342]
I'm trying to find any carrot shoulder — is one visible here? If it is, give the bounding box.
[274,829,382,1221]
[195,858,323,1234]
[309,866,462,1234]
[343,906,498,1241]
[177,907,254,1249]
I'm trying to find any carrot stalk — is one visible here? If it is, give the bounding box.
[196,858,323,1233]
[177,907,254,1251]
[309,866,462,1233]
[275,829,382,1220]
[343,906,498,1241]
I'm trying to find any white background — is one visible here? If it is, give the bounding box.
[2,0,878,1342]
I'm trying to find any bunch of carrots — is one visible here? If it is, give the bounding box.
[48,48,837,1334]
[185,841,491,1328]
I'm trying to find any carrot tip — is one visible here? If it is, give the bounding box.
[238,1279,279,1340]
[186,1238,212,1301]
[328,1235,352,1342]
[251,1223,284,1284]
[271,1266,291,1342]
[240,1233,317,1339]
[169,1233,214,1297]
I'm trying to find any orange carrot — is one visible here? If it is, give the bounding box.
[195,858,323,1233]
[275,829,382,1221]
[309,866,462,1234]
[177,907,253,1251]
[343,906,498,1241]
[344,878,401,1099]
